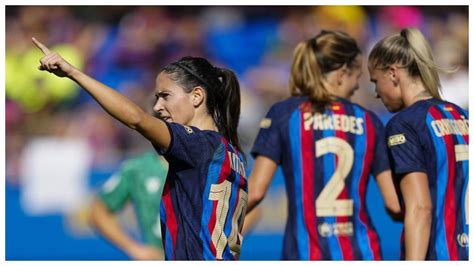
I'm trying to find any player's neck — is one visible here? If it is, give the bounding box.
[402,80,432,108]
[188,114,218,132]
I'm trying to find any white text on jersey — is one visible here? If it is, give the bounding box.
[431,115,469,137]
[228,151,246,178]
[303,112,364,135]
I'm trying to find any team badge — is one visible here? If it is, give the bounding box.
[184,125,193,134]
[457,233,469,247]
[388,134,406,147]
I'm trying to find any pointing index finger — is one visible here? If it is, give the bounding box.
[32,37,51,55]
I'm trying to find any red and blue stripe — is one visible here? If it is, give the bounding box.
[289,106,312,259]
[427,106,458,260]
[161,181,178,260]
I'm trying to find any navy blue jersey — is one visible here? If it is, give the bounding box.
[252,97,389,260]
[156,123,248,260]
[386,98,468,260]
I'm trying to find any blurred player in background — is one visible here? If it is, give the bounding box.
[246,30,401,260]
[90,152,168,260]
[369,28,468,260]
[32,38,247,260]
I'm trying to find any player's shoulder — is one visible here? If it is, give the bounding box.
[341,98,373,115]
[339,98,383,125]
[386,98,437,131]
[270,96,307,113]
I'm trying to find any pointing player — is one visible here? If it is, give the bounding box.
[32,38,248,260]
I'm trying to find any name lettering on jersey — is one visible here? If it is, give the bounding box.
[388,134,406,147]
[318,222,353,237]
[228,151,246,178]
[260,118,272,129]
[431,115,469,137]
[303,112,364,135]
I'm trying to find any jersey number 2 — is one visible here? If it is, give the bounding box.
[209,180,248,259]
[315,137,354,217]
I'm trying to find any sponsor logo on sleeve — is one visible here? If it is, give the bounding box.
[388,134,406,147]
[260,118,272,129]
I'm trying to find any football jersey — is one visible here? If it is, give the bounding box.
[99,151,168,249]
[252,96,389,260]
[386,98,468,260]
[157,123,248,260]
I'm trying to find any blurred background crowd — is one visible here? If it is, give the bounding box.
[5,5,468,260]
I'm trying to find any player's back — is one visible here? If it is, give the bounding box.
[386,98,468,260]
[252,96,388,260]
[159,123,248,260]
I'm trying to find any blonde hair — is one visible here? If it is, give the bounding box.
[368,28,454,99]
[289,30,361,111]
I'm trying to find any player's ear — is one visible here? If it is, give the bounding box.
[388,65,399,86]
[191,86,205,108]
[333,65,346,86]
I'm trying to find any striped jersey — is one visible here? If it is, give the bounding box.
[386,98,468,260]
[251,97,389,260]
[99,152,168,250]
[157,122,248,260]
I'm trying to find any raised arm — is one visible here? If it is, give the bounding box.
[32,37,170,150]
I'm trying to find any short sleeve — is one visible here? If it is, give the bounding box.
[369,113,390,176]
[99,163,131,212]
[386,117,427,179]
[251,104,283,164]
[156,122,208,167]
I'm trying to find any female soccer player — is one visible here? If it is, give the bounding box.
[247,30,401,260]
[368,28,468,260]
[32,38,248,260]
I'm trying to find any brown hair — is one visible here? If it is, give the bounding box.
[289,30,361,112]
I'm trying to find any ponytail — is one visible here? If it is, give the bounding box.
[369,28,456,99]
[401,28,442,99]
[214,68,242,154]
[289,40,333,112]
[162,57,243,154]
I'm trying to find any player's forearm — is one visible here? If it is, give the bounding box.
[246,191,265,214]
[375,170,402,217]
[404,204,432,260]
[90,201,140,255]
[68,69,147,130]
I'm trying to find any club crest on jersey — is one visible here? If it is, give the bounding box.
[260,118,272,129]
[184,125,193,134]
[388,134,406,147]
[457,233,469,247]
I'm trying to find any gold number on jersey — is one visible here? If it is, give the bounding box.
[315,137,354,217]
[209,180,247,259]
[455,144,469,225]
